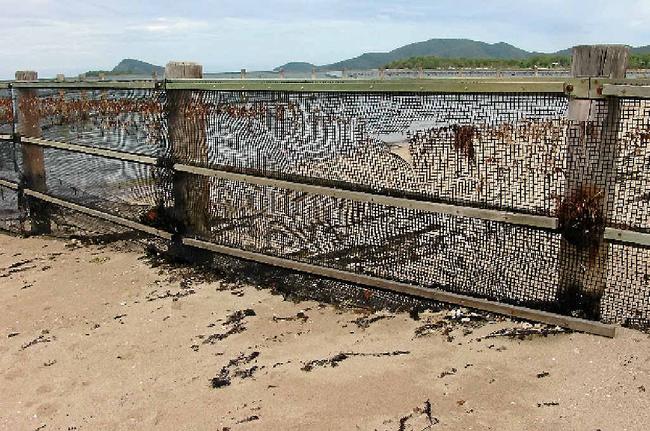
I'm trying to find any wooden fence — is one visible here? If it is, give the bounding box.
[1,45,650,336]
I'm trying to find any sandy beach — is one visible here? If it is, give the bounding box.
[1,234,649,431]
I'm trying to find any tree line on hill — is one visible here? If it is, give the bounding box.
[384,54,650,70]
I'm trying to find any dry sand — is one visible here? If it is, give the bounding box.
[1,235,649,431]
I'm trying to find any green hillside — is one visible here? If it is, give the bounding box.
[112,59,164,75]
[276,39,650,71]
[386,53,650,70]
[86,59,164,77]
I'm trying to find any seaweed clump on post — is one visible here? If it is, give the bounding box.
[556,185,605,253]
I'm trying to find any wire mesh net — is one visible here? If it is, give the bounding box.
[42,148,173,223]
[175,91,568,216]
[601,243,650,325]
[1,85,649,325]
[0,89,12,135]
[0,86,21,232]
[16,88,166,156]
[0,186,22,233]
[611,98,650,232]
[0,139,20,183]
[194,176,565,307]
[7,88,173,227]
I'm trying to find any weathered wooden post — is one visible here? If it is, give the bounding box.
[558,45,629,319]
[15,70,50,234]
[165,62,212,254]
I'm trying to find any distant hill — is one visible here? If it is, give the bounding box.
[276,39,650,71]
[277,39,532,71]
[86,59,164,77]
[273,62,316,73]
[327,39,530,70]
[112,59,164,75]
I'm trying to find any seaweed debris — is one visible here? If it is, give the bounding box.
[301,350,409,372]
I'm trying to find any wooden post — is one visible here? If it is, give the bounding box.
[240,68,246,80]
[165,62,212,251]
[15,70,50,234]
[558,45,629,319]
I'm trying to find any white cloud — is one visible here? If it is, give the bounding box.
[132,17,209,33]
[0,0,648,78]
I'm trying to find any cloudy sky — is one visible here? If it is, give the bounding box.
[1,0,648,78]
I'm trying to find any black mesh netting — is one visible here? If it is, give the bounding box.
[0,89,12,134]
[610,98,650,232]
[1,86,648,325]
[170,91,568,216]
[602,243,650,325]
[0,186,22,233]
[16,88,166,156]
[6,88,173,226]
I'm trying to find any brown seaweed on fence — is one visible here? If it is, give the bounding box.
[0,98,13,125]
[20,94,163,124]
[452,124,477,163]
[556,185,605,253]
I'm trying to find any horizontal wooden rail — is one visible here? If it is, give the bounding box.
[19,137,159,165]
[4,77,650,98]
[165,78,575,95]
[182,237,616,337]
[11,80,159,90]
[601,84,650,99]
[0,178,19,190]
[5,169,650,247]
[0,134,12,141]
[588,78,650,99]
[174,163,559,229]
[604,227,650,247]
[23,188,172,240]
